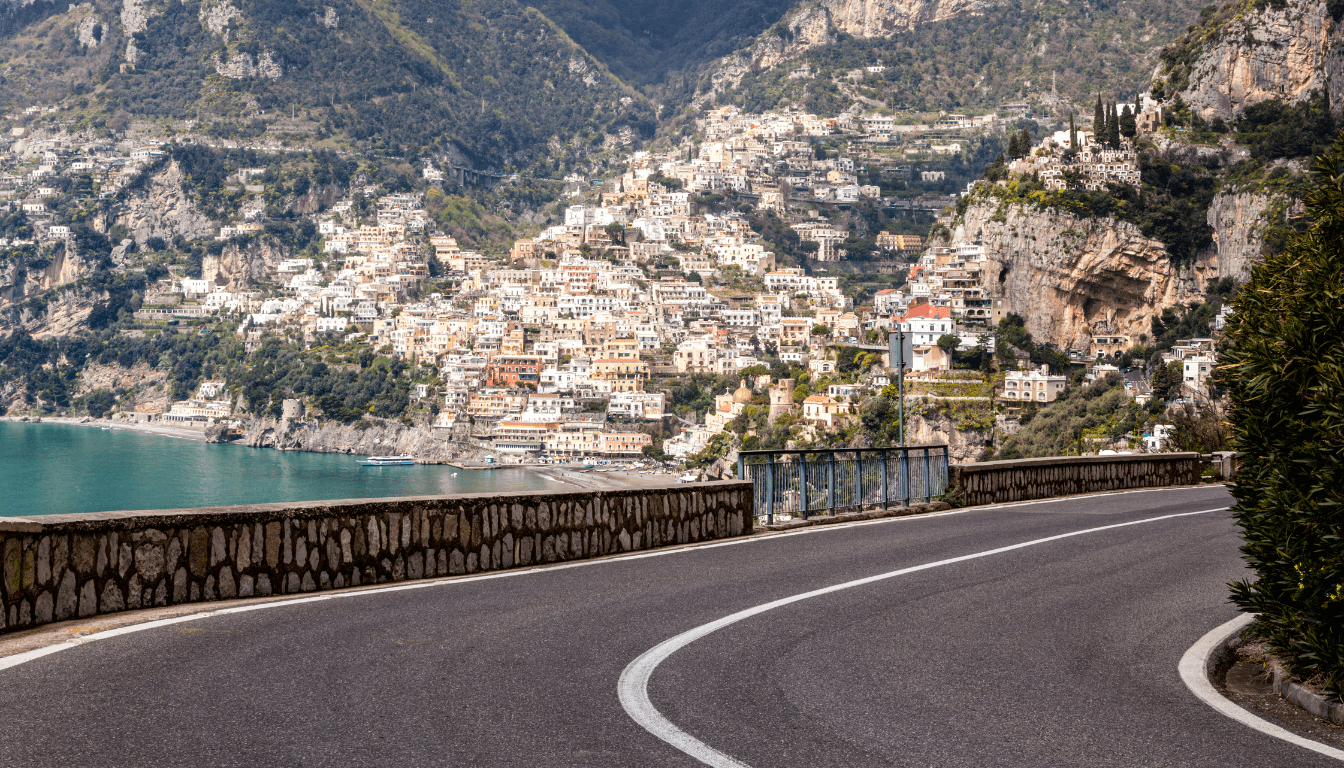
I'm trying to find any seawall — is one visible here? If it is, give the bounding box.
[0,482,753,634]
[949,453,1203,507]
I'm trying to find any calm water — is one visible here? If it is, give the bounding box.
[0,422,564,517]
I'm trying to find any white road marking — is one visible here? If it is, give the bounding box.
[0,486,1228,675]
[1179,613,1344,762]
[618,507,1228,767]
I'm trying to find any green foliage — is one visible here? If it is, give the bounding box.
[1223,133,1344,697]
[1149,360,1184,400]
[685,431,731,469]
[0,0,656,170]
[970,151,1218,264]
[717,0,1206,114]
[993,375,1132,459]
[996,314,1071,373]
[1237,94,1339,162]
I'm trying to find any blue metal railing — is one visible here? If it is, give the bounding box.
[737,446,950,525]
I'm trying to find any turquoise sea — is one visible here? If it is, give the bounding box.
[0,421,565,517]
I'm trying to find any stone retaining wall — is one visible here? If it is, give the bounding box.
[949,453,1202,507]
[0,482,752,634]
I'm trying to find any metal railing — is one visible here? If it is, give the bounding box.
[737,446,950,525]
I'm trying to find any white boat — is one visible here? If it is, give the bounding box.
[357,454,415,466]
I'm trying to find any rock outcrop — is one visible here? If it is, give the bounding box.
[1175,0,1344,120]
[905,408,990,463]
[948,200,1214,349]
[115,161,215,245]
[234,416,492,463]
[711,0,994,91]
[1206,190,1279,282]
[212,49,284,79]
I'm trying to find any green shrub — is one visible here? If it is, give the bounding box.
[1224,133,1344,697]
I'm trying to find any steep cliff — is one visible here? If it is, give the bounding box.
[115,161,216,246]
[1165,0,1344,120]
[947,200,1214,349]
[1206,190,1279,282]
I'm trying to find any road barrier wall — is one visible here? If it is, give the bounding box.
[0,482,753,634]
[948,453,1203,507]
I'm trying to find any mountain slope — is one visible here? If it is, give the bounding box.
[0,0,655,169]
[528,0,797,85]
[707,0,1208,112]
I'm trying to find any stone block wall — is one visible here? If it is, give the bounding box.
[0,482,752,634]
[949,453,1203,507]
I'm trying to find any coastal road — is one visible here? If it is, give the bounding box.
[1,485,1335,767]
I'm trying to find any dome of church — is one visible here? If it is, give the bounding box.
[732,379,753,404]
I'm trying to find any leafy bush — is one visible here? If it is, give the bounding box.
[1224,133,1344,697]
[992,375,1132,459]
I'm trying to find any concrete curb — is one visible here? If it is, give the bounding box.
[1268,656,1344,727]
[1205,615,1344,727]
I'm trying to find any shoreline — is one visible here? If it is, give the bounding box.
[1,415,212,443]
[0,416,679,490]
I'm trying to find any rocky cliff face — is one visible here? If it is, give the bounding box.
[0,288,98,339]
[1175,0,1344,120]
[905,409,990,463]
[116,161,216,245]
[949,201,1215,349]
[232,416,491,463]
[1206,190,1281,282]
[713,0,993,90]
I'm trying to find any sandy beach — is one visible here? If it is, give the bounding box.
[0,415,210,442]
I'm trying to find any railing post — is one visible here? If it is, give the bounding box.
[880,449,888,510]
[827,452,835,516]
[799,452,809,520]
[855,452,863,509]
[923,448,932,502]
[765,453,775,526]
[901,447,911,506]
[940,447,949,497]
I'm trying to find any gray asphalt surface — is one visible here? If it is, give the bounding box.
[0,485,1332,767]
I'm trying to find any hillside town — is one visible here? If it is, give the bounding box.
[0,93,1220,468]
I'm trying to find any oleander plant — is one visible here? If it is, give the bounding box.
[1224,132,1344,697]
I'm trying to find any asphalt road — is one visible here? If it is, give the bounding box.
[1,485,1334,767]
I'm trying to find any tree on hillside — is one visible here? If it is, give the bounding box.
[1119,104,1137,138]
[1093,95,1106,142]
[1069,111,1078,152]
[1107,102,1122,147]
[1224,132,1344,698]
[1149,360,1183,401]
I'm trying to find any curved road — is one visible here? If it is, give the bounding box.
[1,485,1336,766]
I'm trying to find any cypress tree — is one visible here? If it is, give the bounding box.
[1119,104,1137,138]
[1225,132,1344,698]
[1093,95,1106,145]
[1069,112,1077,151]
[1018,128,1032,156]
[1007,131,1021,158]
[1109,102,1121,147]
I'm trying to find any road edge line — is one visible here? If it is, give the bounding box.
[1178,613,1344,762]
[620,507,1226,767]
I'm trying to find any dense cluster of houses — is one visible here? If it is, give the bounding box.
[0,130,165,246]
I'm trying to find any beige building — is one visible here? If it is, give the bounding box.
[1002,365,1068,403]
